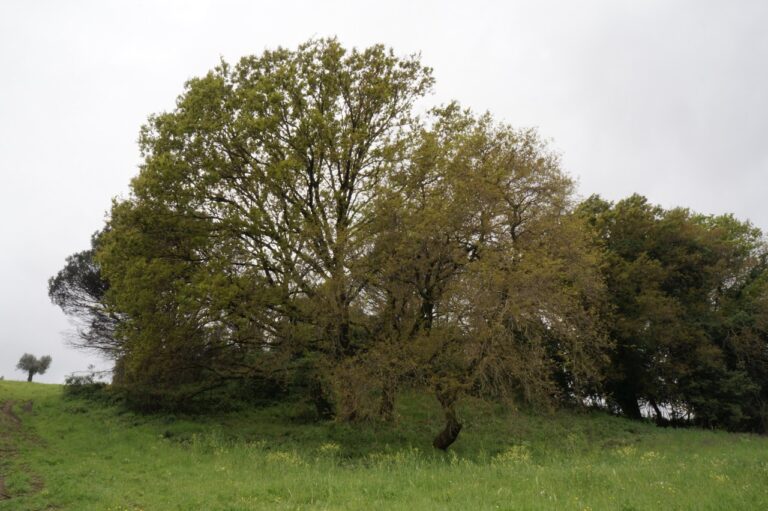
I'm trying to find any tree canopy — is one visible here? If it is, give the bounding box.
[50,38,768,445]
[578,194,768,430]
[48,230,119,356]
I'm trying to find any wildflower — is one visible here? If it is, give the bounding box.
[492,445,532,465]
[640,451,660,462]
[266,450,305,466]
[318,442,341,456]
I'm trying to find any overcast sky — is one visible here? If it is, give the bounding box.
[1,0,767,383]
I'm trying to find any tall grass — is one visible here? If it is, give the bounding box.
[1,380,766,510]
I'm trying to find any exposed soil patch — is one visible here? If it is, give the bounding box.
[0,399,44,502]
[0,400,17,500]
[1,401,20,428]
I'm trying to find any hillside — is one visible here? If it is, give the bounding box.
[1,380,767,510]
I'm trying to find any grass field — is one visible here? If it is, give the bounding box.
[1,380,767,510]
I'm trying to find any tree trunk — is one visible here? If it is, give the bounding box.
[432,384,462,450]
[379,376,396,422]
[338,309,351,355]
[420,299,434,332]
[614,384,642,420]
[310,377,335,420]
[27,370,33,382]
[649,399,666,426]
[332,298,355,360]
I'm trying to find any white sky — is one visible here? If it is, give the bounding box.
[1,0,767,383]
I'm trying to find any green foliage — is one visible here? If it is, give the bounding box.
[48,230,119,355]
[62,373,110,402]
[49,38,768,443]
[73,38,609,449]
[367,105,609,446]
[578,194,768,431]
[95,38,435,412]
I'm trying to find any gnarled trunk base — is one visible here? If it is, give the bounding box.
[433,413,462,450]
[432,384,462,450]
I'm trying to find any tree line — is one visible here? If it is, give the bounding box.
[49,39,768,447]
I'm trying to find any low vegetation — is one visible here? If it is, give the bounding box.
[1,380,767,510]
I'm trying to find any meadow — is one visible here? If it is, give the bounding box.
[1,380,767,510]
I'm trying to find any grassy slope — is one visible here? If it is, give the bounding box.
[1,380,767,510]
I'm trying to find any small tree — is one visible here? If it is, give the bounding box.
[16,354,52,382]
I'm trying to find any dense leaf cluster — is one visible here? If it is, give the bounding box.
[578,195,768,431]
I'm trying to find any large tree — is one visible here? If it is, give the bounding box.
[60,38,768,444]
[368,105,609,447]
[90,39,610,440]
[56,38,768,444]
[96,38,434,409]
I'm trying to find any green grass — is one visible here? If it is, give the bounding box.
[1,380,767,510]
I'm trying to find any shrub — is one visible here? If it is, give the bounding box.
[63,373,110,401]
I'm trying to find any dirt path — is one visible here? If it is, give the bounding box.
[1,400,21,427]
[0,399,44,502]
[0,400,18,500]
